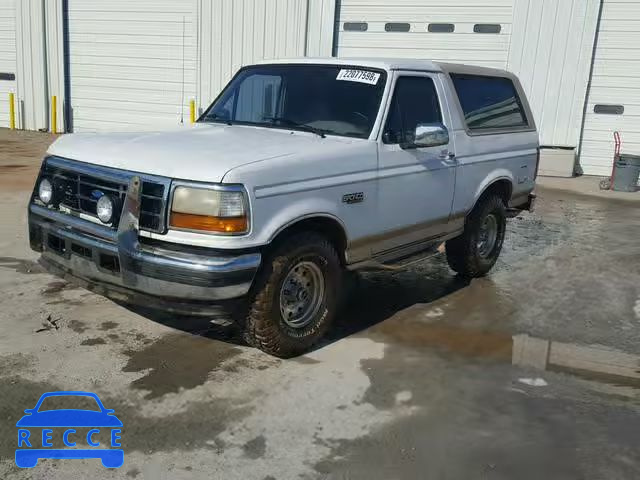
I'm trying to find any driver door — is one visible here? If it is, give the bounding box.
[374,72,457,255]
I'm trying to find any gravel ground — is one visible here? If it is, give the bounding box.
[0,128,639,479]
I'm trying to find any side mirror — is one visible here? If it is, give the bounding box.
[24,409,33,414]
[403,123,449,149]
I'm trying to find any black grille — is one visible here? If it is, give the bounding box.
[41,161,168,233]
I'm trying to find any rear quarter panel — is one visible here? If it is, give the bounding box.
[440,67,539,215]
[451,130,539,216]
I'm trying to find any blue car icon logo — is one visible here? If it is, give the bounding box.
[16,391,123,468]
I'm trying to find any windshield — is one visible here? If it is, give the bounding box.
[200,64,387,139]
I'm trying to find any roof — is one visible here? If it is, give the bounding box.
[255,57,512,77]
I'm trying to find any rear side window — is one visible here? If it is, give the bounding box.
[450,74,529,132]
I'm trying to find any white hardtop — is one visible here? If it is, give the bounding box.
[255,57,512,78]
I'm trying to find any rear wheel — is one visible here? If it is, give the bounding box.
[446,194,506,278]
[243,232,341,358]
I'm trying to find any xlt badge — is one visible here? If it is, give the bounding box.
[342,192,364,204]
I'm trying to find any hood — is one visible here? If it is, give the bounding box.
[47,124,352,183]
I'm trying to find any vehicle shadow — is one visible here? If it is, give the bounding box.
[322,258,470,348]
[120,256,470,354]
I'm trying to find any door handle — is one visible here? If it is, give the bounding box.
[439,150,456,162]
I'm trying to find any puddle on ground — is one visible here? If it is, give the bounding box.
[122,333,242,400]
[80,337,107,346]
[99,321,118,331]
[0,376,252,459]
[0,256,44,275]
[242,435,267,459]
[68,320,87,333]
[41,280,78,296]
[371,322,513,362]
[369,313,640,391]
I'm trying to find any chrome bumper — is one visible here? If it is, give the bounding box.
[28,176,261,302]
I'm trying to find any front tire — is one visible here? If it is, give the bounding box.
[243,232,341,358]
[445,194,506,278]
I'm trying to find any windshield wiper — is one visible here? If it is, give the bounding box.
[203,113,232,125]
[263,117,326,138]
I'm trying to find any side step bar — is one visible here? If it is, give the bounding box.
[348,242,444,272]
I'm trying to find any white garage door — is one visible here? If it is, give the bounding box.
[67,0,198,132]
[335,0,514,69]
[580,0,640,176]
[0,0,16,129]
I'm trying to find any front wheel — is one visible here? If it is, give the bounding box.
[243,232,341,358]
[445,194,506,278]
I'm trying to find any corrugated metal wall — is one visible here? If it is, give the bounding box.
[0,0,16,129]
[45,0,67,133]
[335,0,514,69]
[580,0,640,176]
[15,0,50,131]
[507,0,600,148]
[61,0,334,132]
[197,0,309,114]
[66,0,198,132]
[306,0,337,57]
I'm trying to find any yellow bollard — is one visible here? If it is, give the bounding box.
[9,93,15,130]
[51,95,57,134]
[190,99,196,124]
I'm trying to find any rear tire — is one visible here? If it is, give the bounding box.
[243,232,341,358]
[445,194,506,278]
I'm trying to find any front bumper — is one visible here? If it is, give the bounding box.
[29,175,261,306]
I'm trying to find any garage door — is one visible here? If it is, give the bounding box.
[0,0,16,129]
[67,0,198,132]
[580,0,640,176]
[335,0,514,69]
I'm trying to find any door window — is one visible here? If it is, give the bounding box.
[383,76,442,145]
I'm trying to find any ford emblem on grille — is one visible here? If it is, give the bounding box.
[91,190,105,200]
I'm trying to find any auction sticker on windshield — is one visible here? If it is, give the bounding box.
[336,69,380,85]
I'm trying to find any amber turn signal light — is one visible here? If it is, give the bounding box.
[170,212,248,233]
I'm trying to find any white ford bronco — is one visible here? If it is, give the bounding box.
[29,58,538,357]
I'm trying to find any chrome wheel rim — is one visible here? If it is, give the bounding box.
[477,214,498,258]
[279,261,325,329]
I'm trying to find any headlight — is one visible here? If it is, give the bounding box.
[38,178,54,205]
[96,195,115,223]
[170,185,248,234]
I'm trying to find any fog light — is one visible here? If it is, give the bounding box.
[96,195,114,223]
[38,178,53,205]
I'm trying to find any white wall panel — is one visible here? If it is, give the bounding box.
[197,0,310,113]
[15,0,49,131]
[507,0,599,148]
[0,0,16,128]
[306,0,337,56]
[45,0,66,132]
[335,0,513,68]
[67,0,198,132]
[581,0,640,176]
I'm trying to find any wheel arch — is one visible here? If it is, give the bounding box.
[267,214,349,265]
[471,176,514,213]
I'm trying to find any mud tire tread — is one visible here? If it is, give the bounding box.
[445,194,506,278]
[243,232,341,358]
